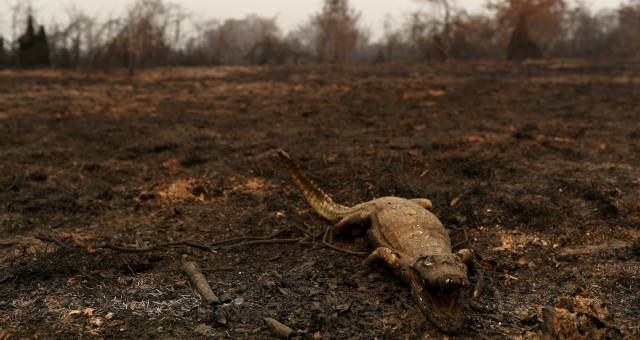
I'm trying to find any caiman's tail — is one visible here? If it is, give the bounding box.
[276,149,351,222]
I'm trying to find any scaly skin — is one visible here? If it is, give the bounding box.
[277,150,470,332]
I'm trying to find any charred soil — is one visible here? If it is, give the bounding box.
[0,61,639,339]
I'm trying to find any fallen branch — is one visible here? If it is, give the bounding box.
[35,234,71,250]
[558,240,629,257]
[264,317,295,339]
[0,237,24,247]
[182,260,220,304]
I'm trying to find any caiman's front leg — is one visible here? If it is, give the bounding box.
[364,247,414,283]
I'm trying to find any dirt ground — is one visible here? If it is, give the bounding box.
[1,60,639,339]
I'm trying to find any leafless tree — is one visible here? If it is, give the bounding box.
[380,14,407,60]
[488,0,567,59]
[0,36,7,67]
[611,4,640,57]
[312,0,362,62]
[189,14,281,65]
[413,0,459,59]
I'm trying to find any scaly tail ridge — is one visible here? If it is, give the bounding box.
[276,149,351,222]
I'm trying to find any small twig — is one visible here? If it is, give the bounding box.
[4,174,19,193]
[451,225,469,249]
[320,239,367,256]
[0,239,19,247]
[322,224,332,244]
[303,222,330,240]
[200,267,236,272]
[35,234,71,250]
[50,215,79,229]
[209,225,294,247]
[94,240,214,253]
[182,260,220,304]
[221,238,302,249]
[317,223,367,256]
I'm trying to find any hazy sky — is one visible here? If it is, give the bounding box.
[1,0,627,41]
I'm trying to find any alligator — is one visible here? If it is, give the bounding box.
[277,149,471,332]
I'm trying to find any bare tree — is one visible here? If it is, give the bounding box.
[313,0,361,62]
[561,6,610,58]
[0,36,6,67]
[190,14,281,65]
[380,14,407,60]
[506,12,542,60]
[46,7,100,68]
[413,0,458,59]
[488,0,567,59]
[611,4,640,57]
[88,0,187,73]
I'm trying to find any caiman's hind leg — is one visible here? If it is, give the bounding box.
[334,210,371,236]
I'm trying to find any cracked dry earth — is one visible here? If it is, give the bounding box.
[0,60,639,339]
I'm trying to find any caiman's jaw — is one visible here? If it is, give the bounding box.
[412,277,465,333]
[409,254,469,290]
[408,255,469,333]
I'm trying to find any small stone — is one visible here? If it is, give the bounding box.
[197,306,211,316]
[194,323,213,335]
[215,309,227,325]
[263,279,276,289]
[218,293,233,303]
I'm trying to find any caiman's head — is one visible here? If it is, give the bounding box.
[408,253,469,332]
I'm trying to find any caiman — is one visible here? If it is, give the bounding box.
[277,149,471,332]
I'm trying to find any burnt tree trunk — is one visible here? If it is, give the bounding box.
[507,13,542,61]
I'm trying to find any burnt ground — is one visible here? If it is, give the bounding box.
[0,61,639,339]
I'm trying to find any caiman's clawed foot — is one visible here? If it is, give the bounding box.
[457,248,473,263]
[364,247,403,269]
[410,198,434,211]
[457,248,484,298]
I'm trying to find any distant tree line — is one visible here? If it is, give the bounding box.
[1,0,640,71]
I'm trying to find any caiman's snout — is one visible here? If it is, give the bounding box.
[409,254,468,333]
[409,254,469,295]
[426,271,468,295]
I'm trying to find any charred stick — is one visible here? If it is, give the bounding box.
[263,317,295,339]
[182,260,220,304]
[35,234,70,250]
